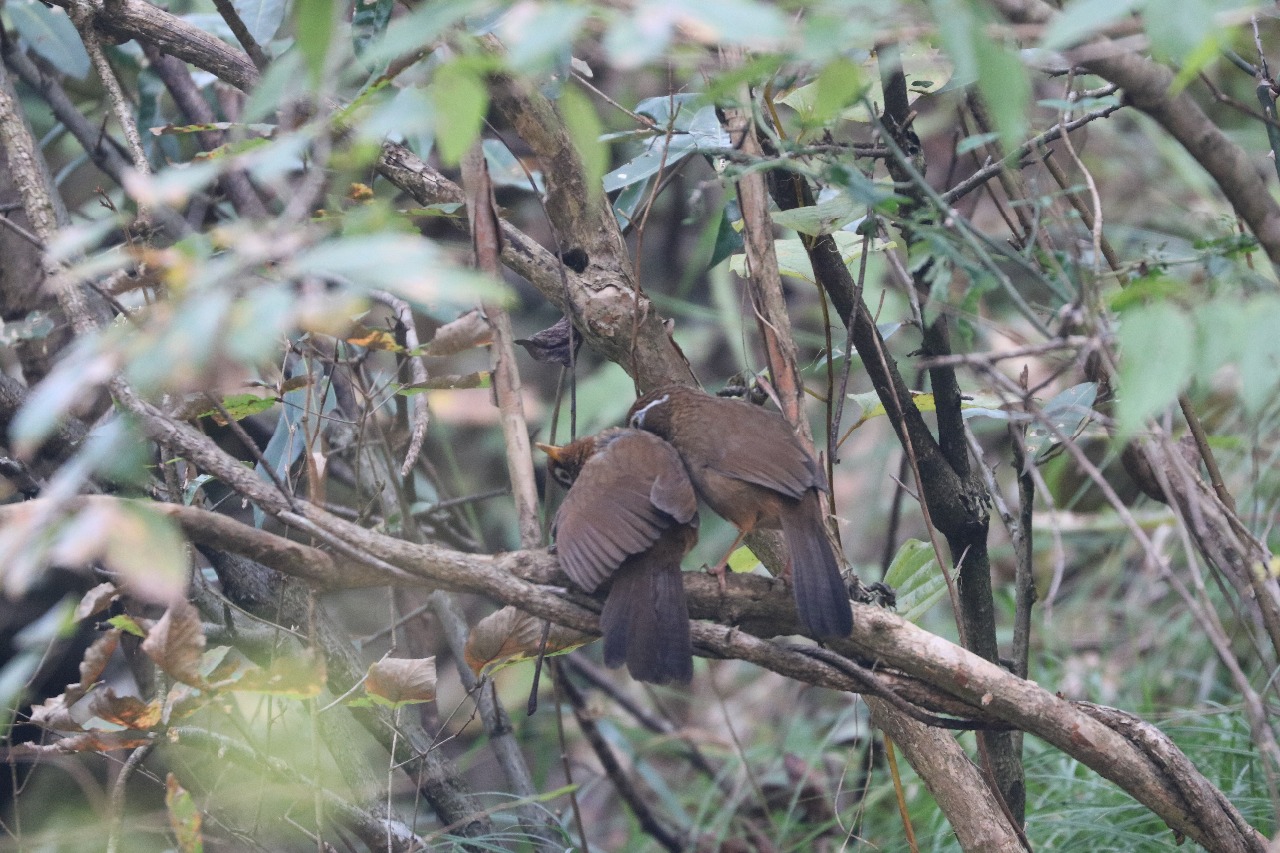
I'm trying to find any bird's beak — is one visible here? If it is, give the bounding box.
[535,442,563,463]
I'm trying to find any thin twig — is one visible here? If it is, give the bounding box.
[557,666,685,852]
[71,0,152,225]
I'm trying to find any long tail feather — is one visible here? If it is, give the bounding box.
[600,555,693,684]
[781,493,852,638]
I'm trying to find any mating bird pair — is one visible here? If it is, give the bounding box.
[540,385,853,685]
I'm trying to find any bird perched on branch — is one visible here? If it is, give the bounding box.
[540,428,697,684]
[627,385,852,639]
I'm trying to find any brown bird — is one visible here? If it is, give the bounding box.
[540,428,698,684]
[627,385,852,639]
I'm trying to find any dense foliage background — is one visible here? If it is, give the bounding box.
[1,0,1278,850]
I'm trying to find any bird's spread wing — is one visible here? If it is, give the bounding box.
[556,431,695,591]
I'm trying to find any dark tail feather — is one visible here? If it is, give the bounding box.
[781,494,853,638]
[600,556,693,684]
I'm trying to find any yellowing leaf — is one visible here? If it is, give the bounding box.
[232,651,327,698]
[166,773,204,853]
[345,324,404,351]
[726,546,761,574]
[196,393,277,425]
[397,371,492,394]
[87,688,163,731]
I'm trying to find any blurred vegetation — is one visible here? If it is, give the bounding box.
[1,0,1278,850]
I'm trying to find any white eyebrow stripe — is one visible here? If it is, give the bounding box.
[629,393,670,427]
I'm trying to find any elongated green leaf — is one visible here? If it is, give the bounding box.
[884,539,946,623]
[429,61,488,166]
[295,0,336,86]
[1025,382,1097,460]
[560,85,606,203]
[1041,0,1144,50]
[234,0,287,45]
[770,193,860,236]
[8,0,89,79]
[1116,302,1194,435]
[351,0,393,58]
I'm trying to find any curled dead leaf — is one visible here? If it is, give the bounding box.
[464,606,593,678]
[140,600,207,687]
[87,687,162,731]
[363,657,436,707]
[74,582,119,622]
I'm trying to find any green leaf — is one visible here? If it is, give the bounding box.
[560,85,606,204]
[1237,294,1280,414]
[883,539,946,623]
[197,393,278,424]
[1024,382,1097,460]
[502,4,590,72]
[286,233,511,309]
[352,0,393,58]
[9,337,113,458]
[1041,0,1144,50]
[727,546,761,574]
[770,193,860,236]
[430,60,489,166]
[8,0,90,80]
[482,139,543,193]
[675,0,789,49]
[728,232,894,282]
[708,203,744,269]
[294,0,336,85]
[351,0,471,68]
[930,0,1028,150]
[603,134,698,192]
[234,0,287,45]
[809,57,867,124]
[974,41,1030,151]
[109,614,148,637]
[1116,302,1194,435]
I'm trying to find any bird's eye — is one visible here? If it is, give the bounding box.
[552,467,574,488]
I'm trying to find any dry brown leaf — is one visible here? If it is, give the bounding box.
[50,731,153,753]
[140,600,207,687]
[28,693,82,733]
[87,687,163,731]
[363,657,436,707]
[74,582,119,622]
[71,629,122,703]
[464,606,594,677]
[422,310,491,356]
